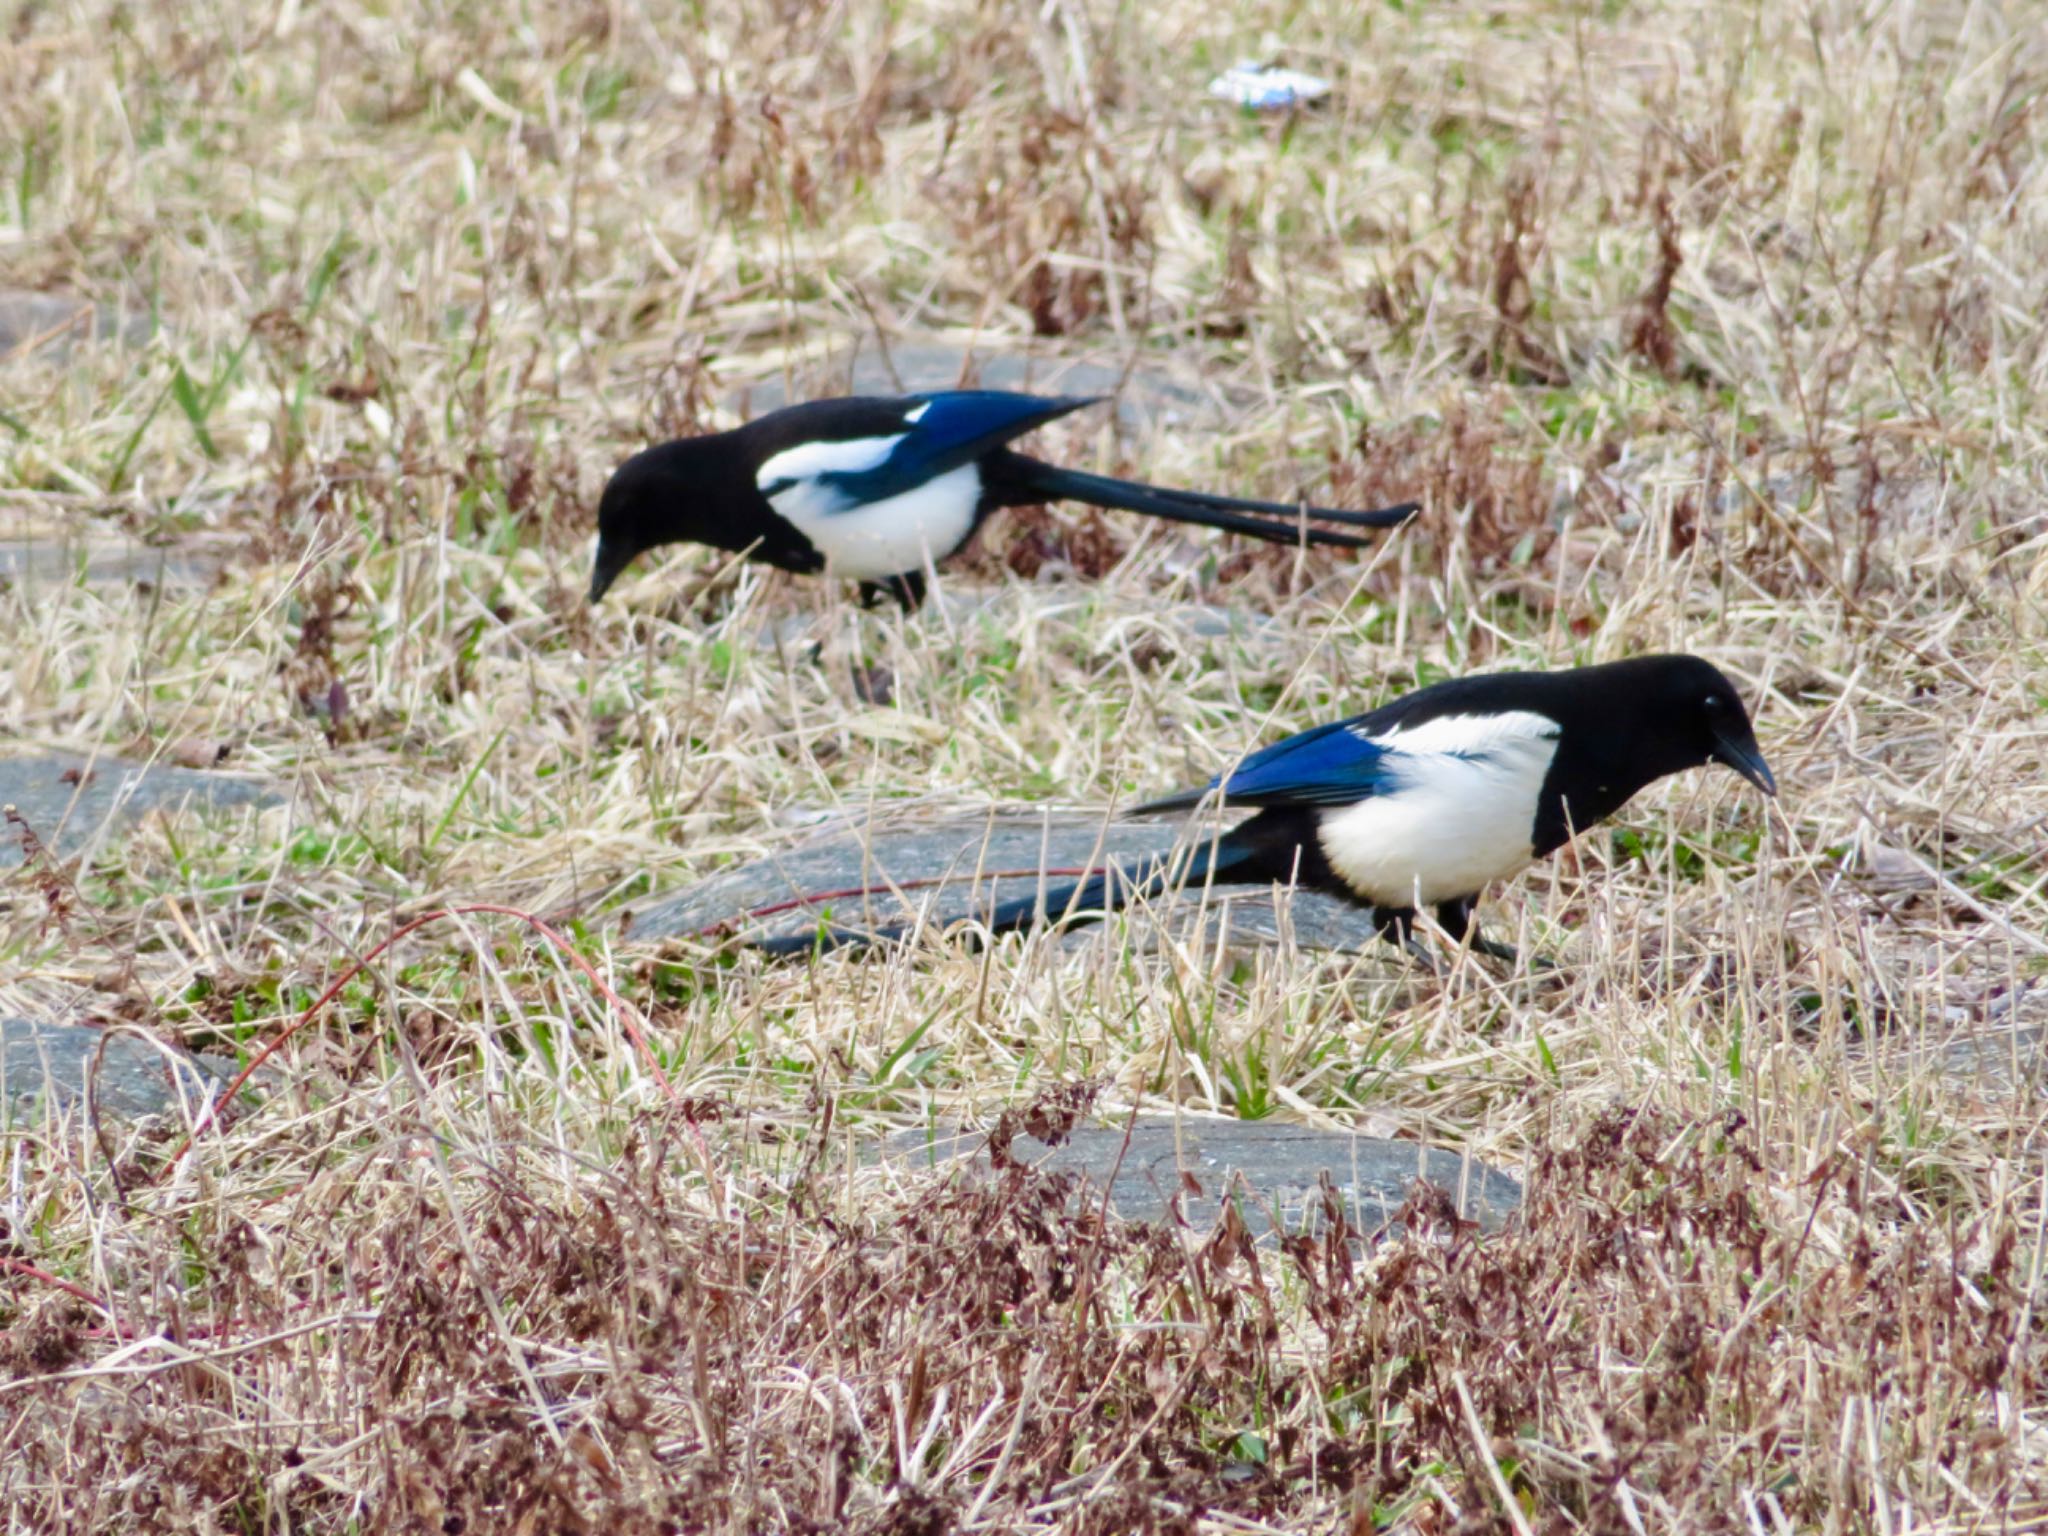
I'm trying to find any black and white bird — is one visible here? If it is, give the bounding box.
[756,654,1776,963]
[587,390,1417,609]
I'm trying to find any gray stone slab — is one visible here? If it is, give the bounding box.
[1916,1000,2048,1086]
[726,341,1237,433]
[621,810,1388,953]
[0,536,225,590]
[1,1015,229,1120]
[883,1119,1521,1238]
[1936,1026,2045,1082]
[748,588,1286,650]
[0,752,278,867]
[1837,982,2048,1087]
[0,290,154,361]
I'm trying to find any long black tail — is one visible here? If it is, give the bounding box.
[751,831,1256,958]
[991,453,1418,549]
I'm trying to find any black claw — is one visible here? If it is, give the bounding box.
[1399,935,1441,975]
[856,572,928,611]
[1469,933,1522,964]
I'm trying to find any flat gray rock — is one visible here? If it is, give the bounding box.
[1918,1003,2047,1086]
[883,1118,1521,1238]
[1,1015,228,1120]
[726,341,1236,433]
[1937,1027,2044,1082]
[0,290,153,361]
[0,752,277,867]
[0,535,225,591]
[621,810,1388,953]
[1839,982,2047,1087]
[747,589,1289,651]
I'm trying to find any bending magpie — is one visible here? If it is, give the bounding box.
[587,391,1417,609]
[755,654,1776,963]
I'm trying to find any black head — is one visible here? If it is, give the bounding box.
[1611,654,1777,798]
[1523,654,1775,856]
[589,438,733,604]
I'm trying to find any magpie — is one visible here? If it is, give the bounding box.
[587,390,1418,609]
[754,654,1776,963]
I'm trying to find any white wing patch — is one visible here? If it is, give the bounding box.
[755,433,905,495]
[1353,709,1561,760]
[769,462,983,581]
[1318,709,1561,908]
[903,401,932,424]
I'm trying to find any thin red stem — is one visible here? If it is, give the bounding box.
[169,903,677,1169]
[13,867,1111,1343]
[0,1256,130,1336]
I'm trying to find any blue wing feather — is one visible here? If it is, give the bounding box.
[823,391,1097,505]
[1135,716,1403,813]
[1208,718,1397,806]
[1136,674,1574,817]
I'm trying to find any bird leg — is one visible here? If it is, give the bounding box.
[1432,898,1553,969]
[857,571,928,611]
[1400,934,1442,973]
[1371,906,1438,972]
[1468,931,1525,964]
[1430,897,1512,964]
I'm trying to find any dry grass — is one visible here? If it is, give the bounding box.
[3,0,2047,1528]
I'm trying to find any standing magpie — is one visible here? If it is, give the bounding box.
[754,655,1776,963]
[587,391,1417,609]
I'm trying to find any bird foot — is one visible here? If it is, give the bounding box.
[1400,935,1442,975]
[1466,933,1562,973]
[1468,933,1522,965]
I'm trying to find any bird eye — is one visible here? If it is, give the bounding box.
[1703,693,1724,710]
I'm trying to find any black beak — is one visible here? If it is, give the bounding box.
[588,539,630,605]
[1713,730,1777,798]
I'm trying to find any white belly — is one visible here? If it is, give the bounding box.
[1313,712,1559,908]
[768,463,982,581]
